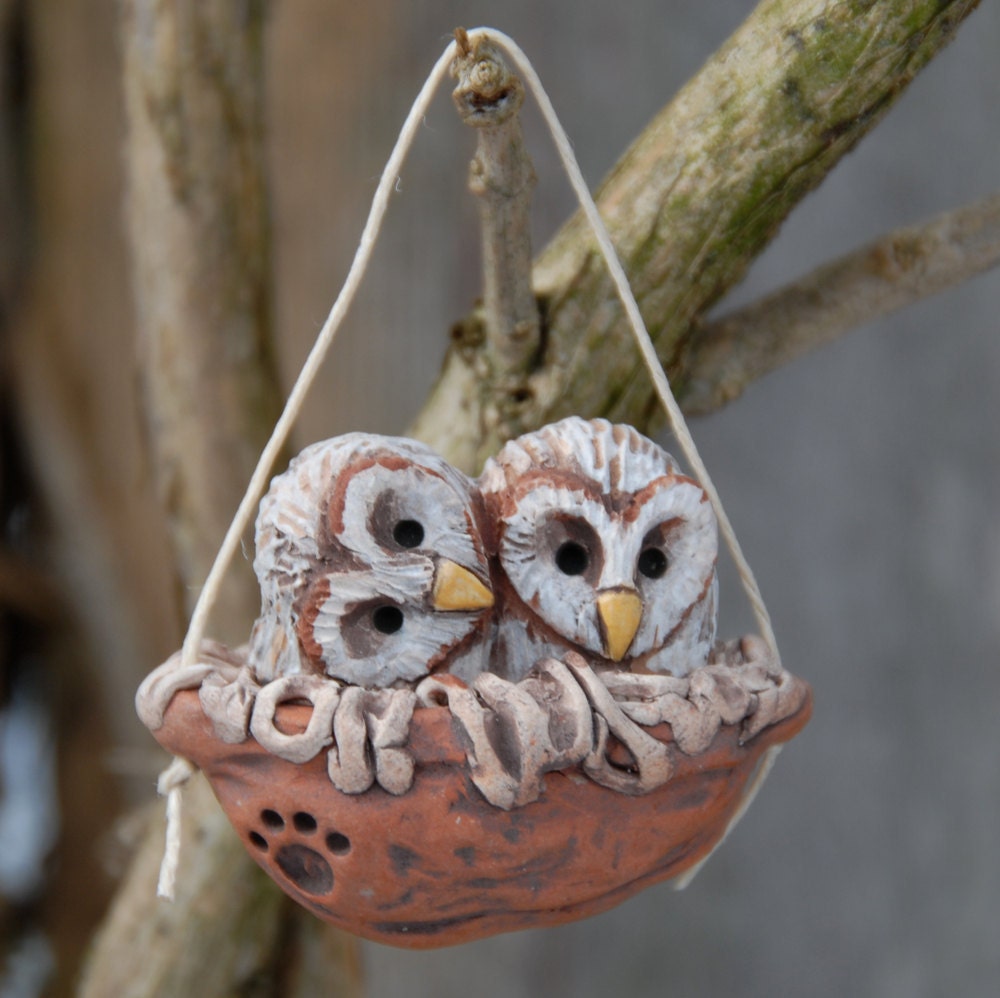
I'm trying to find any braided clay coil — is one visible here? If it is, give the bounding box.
[137,636,810,948]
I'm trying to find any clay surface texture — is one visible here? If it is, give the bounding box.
[139,635,809,946]
[136,419,812,946]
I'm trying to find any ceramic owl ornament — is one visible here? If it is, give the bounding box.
[481,417,718,680]
[130,24,816,950]
[249,433,494,687]
[137,420,811,948]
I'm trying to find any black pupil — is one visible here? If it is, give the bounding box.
[372,605,404,634]
[393,519,424,548]
[555,541,589,576]
[637,548,668,579]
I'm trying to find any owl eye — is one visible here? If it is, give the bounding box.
[371,605,404,634]
[555,541,590,576]
[392,519,425,548]
[637,547,668,579]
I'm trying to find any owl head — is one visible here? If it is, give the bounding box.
[250,434,494,687]
[479,417,718,676]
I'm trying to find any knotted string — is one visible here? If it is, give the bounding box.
[155,756,196,898]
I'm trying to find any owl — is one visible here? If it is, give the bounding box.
[249,434,494,687]
[479,417,717,680]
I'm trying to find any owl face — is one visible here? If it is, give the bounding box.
[251,435,494,687]
[480,418,718,677]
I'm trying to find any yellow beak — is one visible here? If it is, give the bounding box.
[432,560,494,612]
[597,588,643,662]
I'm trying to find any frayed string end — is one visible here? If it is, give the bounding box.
[155,755,197,900]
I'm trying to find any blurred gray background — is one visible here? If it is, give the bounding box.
[266,3,998,996]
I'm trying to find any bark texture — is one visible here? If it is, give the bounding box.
[683,190,1000,413]
[411,0,983,471]
[121,0,281,641]
[451,31,542,457]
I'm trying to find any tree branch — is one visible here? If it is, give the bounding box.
[411,0,982,471]
[450,28,542,458]
[122,0,282,642]
[682,191,1000,414]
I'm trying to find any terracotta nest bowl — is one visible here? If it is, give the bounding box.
[149,666,811,949]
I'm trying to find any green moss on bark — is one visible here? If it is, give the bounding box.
[411,0,981,471]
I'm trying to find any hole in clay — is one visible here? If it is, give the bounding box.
[261,809,285,830]
[392,519,424,548]
[273,702,313,736]
[293,812,317,834]
[372,604,404,634]
[555,541,589,576]
[605,734,640,773]
[275,844,334,895]
[326,832,351,855]
[249,831,268,851]
[637,547,668,579]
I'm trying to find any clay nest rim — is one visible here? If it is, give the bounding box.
[145,667,811,948]
[138,636,812,946]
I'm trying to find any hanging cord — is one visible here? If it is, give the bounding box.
[181,22,779,692]
[178,43,459,671]
[158,25,781,900]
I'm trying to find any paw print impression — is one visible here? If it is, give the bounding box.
[246,807,351,898]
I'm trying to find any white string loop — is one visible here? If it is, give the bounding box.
[179,25,779,673]
[169,32,780,887]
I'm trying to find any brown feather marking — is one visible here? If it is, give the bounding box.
[295,575,332,672]
[325,450,449,538]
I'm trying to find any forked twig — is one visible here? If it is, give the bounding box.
[684,192,1000,413]
[451,29,541,390]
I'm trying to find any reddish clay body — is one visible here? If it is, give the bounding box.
[152,686,811,948]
